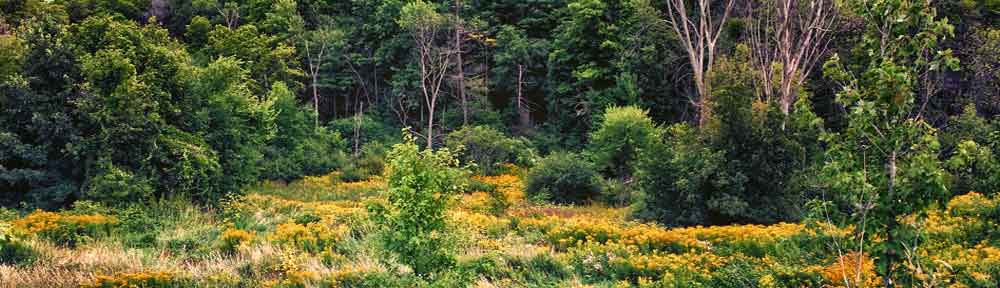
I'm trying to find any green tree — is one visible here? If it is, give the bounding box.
[260,81,346,181]
[588,105,660,181]
[525,152,602,204]
[188,57,276,200]
[444,125,535,175]
[820,0,959,283]
[368,132,465,277]
[632,124,740,226]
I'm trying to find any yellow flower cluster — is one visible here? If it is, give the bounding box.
[218,228,254,252]
[521,215,803,253]
[269,221,347,253]
[87,271,179,288]
[301,172,341,189]
[335,177,386,194]
[474,174,524,202]
[670,222,805,245]
[935,243,1000,273]
[568,241,728,282]
[821,252,879,288]
[12,210,117,244]
[946,192,997,216]
[234,194,365,225]
[450,210,509,234]
[13,210,118,235]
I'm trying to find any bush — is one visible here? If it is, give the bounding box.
[445,125,536,175]
[218,228,254,253]
[367,133,465,276]
[589,106,660,180]
[341,142,389,182]
[12,210,117,246]
[632,124,742,227]
[260,82,347,181]
[0,222,37,266]
[942,105,1000,194]
[85,161,155,204]
[525,152,602,204]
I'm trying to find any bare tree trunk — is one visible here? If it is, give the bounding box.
[312,73,320,128]
[664,0,735,127]
[517,64,530,132]
[455,0,467,126]
[353,102,364,157]
[746,0,836,120]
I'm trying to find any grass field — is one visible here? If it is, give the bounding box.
[1,169,998,287]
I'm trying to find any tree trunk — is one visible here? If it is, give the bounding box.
[517,64,530,132]
[427,103,435,148]
[455,0,467,126]
[312,73,320,129]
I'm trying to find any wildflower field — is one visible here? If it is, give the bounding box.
[1,168,998,287]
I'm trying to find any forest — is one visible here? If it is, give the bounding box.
[0,0,998,286]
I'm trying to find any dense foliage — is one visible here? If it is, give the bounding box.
[525,152,602,204]
[369,133,465,276]
[0,0,998,285]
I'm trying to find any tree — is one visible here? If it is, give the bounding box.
[494,25,548,134]
[745,0,837,117]
[589,105,660,182]
[454,0,468,126]
[301,26,346,128]
[820,0,958,283]
[663,0,735,127]
[398,0,454,148]
[368,132,465,276]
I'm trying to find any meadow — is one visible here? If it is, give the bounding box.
[2,167,997,287]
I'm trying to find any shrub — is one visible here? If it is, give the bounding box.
[0,222,37,266]
[445,125,536,175]
[589,106,660,180]
[260,82,348,181]
[218,228,254,253]
[269,221,346,253]
[341,142,389,182]
[525,152,602,204]
[12,210,117,246]
[85,161,155,204]
[946,140,1000,194]
[942,106,1000,194]
[368,132,465,276]
[632,124,743,227]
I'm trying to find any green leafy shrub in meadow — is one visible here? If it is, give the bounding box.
[445,125,536,175]
[11,210,117,247]
[0,222,37,266]
[368,132,466,276]
[632,123,738,226]
[341,142,390,182]
[525,152,602,204]
[942,105,1000,194]
[589,106,660,181]
[260,82,348,182]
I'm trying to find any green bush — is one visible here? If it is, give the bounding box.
[85,161,155,204]
[588,105,660,180]
[632,124,741,227]
[341,142,389,182]
[0,222,37,266]
[260,82,347,181]
[942,105,1000,194]
[445,125,536,175]
[368,133,465,276]
[525,152,602,204]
